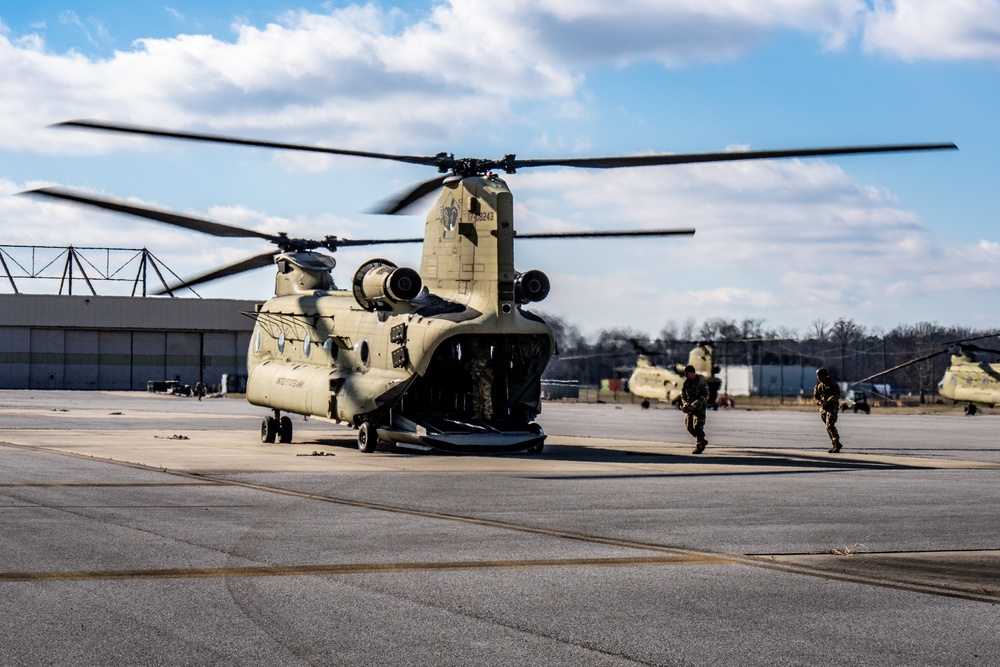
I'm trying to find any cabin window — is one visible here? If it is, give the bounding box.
[359,341,370,365]
[323,337,339,361]
[254,330,261,353]
[303,333,312,357]
[278,331,286,354]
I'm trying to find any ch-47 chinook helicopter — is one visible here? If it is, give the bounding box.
[625,339,721,410]
[29,120,956,452]
[854,336,1000,415]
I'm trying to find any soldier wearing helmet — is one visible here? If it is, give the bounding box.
[813,367,843,453]
[680,364,709,454]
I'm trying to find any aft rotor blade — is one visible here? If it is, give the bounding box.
[336,237,423,247]
[852,350,947,386]
[516,228,695,240]
[962,344,1000,356]
[555,351,635,361]
[948,332,1000,345]
[55,120,446,168]
[370,175,450,215]
[25,187,277,241]
[511,143,957,170]
[153,251,279,295]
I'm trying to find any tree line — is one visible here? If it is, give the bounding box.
[540,313,999,400]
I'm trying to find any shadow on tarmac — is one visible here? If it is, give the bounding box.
[305,436,918,473]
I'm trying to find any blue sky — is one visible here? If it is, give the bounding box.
[2,1,999,337]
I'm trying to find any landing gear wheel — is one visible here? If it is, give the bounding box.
[357,422,378,453]
[965,403,978,416]
[279,416,293,443]
[641,400,650,410]
[261,416,278,443]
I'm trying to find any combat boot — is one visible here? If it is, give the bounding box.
[829,441,841,453]
[694,442,707,454]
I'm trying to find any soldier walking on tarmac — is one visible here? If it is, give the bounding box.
[813,367,843,453]
[681,365,709,454]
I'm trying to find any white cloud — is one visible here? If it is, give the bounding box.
[1,0,993,161]
[685,287,783,308]
[0,1,879,156]
[505,156,999,331]
[862,0,1000,61]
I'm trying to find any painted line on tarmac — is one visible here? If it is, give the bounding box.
[0,482,227,488]
[0,554,722,583]
[736,555,1000,605]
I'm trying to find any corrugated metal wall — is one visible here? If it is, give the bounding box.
[0,294,257,391]
[0,328,251,390]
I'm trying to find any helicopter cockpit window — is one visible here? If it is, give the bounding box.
[303,333,312,357]
[278,331,286,354]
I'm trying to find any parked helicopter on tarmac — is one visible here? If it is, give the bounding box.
[28,120,956,452]
[625,339,722,410]
[854,335,1000,415]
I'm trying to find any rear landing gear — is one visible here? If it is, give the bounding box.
[965,403,978,416]
[357,422,378,453]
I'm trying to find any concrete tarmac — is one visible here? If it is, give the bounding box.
[1,391,998,666]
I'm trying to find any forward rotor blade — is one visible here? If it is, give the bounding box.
[55,120,445,168]
[370,175,450,215]
[516,228,695,240]
[153,251,279,295]
[852,349,947,386]
[26,187,277,241]
[511,143,957,170]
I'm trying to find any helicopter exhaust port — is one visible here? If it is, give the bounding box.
[514,270,550,303]
[352,259,423,311]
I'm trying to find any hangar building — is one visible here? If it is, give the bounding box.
[0,294,258,391]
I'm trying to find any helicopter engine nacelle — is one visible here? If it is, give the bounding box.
[514,269,550,303]
[352,259,422,311]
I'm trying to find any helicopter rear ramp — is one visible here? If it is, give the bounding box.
[380,413,545,453]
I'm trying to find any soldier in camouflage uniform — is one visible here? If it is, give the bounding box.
[813,367,842,453]
[680,365,709,454]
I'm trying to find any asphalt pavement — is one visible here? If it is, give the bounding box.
[1,391,998,666]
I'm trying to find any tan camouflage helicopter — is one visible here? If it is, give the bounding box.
[625,339,721,410]
[29,120,955,452]
[855,336,1000,415]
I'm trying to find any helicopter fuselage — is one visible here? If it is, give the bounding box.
[627,344,720,406]
[246,174,555,452]
[938,353,1000,407]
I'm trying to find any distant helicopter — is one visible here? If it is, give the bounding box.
[29,120,956,451]
[854,336,1000,415]
[625,339,722,410]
